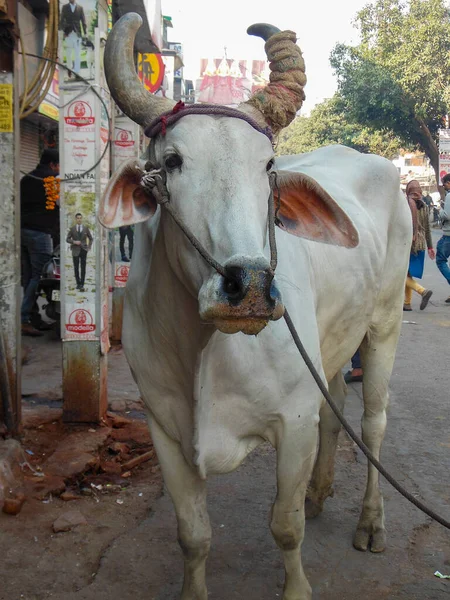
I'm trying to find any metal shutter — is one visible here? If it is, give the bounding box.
[20,119,40,177]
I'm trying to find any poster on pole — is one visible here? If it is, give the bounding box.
[60,86,98,341]
[59,0,98,82]
[59,0,112,345]
[439,154,450,181]
[112,114,139,288]
[438,130,450,181]
[439,129,450,153]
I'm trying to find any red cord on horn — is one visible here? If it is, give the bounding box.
[172,101,185,113]
[161,116,168,135]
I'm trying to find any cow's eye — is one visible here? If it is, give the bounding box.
[266,159,274,172]
[165,154,183,170]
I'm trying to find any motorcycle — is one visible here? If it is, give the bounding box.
[31,245,61,335]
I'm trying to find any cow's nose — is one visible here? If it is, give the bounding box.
[222,265,248,304]
[222,262,276,306]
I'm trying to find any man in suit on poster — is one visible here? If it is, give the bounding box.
[66,213,93,291]
[60,0,87,75]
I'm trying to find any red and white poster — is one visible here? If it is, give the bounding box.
[62,91,96,183]
[111,114,138,296]
[61,87,98,341]
[113,115,139,170]
[439,153,450,180]
[65,304,97,341]
[114,263,130,288]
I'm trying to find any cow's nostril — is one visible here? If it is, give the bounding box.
[223,277,242,299]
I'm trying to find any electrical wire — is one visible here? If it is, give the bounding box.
[19,0,58,119]
[18,52,112,183]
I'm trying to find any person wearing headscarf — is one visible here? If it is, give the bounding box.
[404,180,435,311]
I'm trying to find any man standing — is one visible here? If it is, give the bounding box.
[119,225,134,262]
[437,174,450,303]
[20,149,60,336]
[60,0,87,75]
[66,213,93,291]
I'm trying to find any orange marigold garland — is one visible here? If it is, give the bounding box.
[43,176,60,210]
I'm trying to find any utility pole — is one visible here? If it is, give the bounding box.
[0,0,21,435]
[59,3,110,422]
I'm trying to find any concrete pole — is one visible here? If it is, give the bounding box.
[0,3,21,435]
[59,8,110,423]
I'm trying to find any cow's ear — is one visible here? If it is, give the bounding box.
[99,159,157,229]
[274,170,359,248]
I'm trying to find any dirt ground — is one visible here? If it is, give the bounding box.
[0,404,163,600]
[1,230,450,599]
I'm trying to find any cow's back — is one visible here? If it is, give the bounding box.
[194,146,411,475]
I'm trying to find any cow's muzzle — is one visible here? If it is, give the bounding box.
[199,258,285,335]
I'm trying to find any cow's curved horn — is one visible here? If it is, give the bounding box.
[104,13,174,128]
[239,23,306,135]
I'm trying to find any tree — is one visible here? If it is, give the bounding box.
[276,95,405,158]
[330,0,450,188]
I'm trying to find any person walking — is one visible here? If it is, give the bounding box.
[404,180,435,311]
[436,173,450,303]
[422,191,433,211]
[20,149,60,336]
[60,0,87,75]
[66,213,93,291]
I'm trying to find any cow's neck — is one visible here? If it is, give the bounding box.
[141,217,214,377]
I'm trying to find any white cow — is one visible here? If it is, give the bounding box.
[100,14,412,600]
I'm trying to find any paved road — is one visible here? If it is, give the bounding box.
[54,229,450,600]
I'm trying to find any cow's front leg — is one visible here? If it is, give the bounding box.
[149,417,211,600]
[305,372,347,518]
[271,415,319,600]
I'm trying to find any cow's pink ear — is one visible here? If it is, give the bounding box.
[275,171,359,248]
[99,159,157,229]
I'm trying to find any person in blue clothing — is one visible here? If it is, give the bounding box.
[437,173,450,303]
[344,350,363,384]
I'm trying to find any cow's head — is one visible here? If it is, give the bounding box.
[100,14,358,335]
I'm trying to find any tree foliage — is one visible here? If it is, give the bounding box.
[330,0,450,185]
[276,96,404,158]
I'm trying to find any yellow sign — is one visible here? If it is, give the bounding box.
[39,101,59,121]
[137,53,165,94]
[0,84,13,133]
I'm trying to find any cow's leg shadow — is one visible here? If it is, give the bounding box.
[149,416,211,600]
[270,414,319,600]
[305,371,346,519]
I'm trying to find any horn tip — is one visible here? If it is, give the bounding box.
[120,12,143,27]
[247,23,281,42]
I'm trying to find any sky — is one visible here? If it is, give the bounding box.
[161,0,371,113]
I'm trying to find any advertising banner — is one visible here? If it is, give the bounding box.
[439,154,450,181]
[59,0,98,82]
[61,86,98,341]
[111,114,139,289]
[59,1,111,348]
[438,130,450,180]
[138,53,165,93]
[439,129,450,153]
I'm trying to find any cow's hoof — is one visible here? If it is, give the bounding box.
[353,526,386,553]
[304,495,323,519]
[370,528,386,553]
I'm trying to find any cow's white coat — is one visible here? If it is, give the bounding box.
[105,117,411,600]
